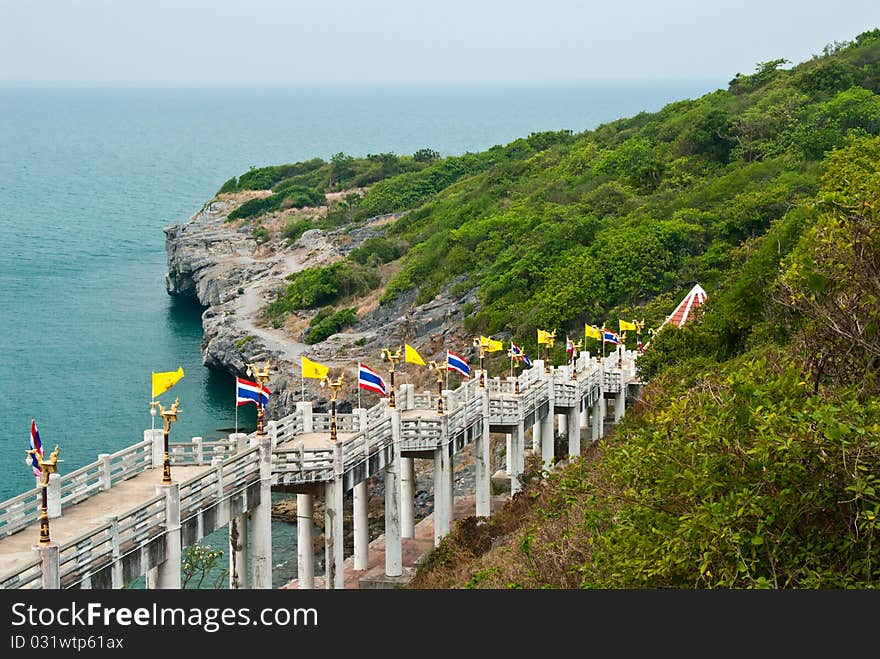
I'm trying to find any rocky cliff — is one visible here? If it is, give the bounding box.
[164,195,477,419]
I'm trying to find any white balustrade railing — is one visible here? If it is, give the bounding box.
[0,556,43,590]
[0,487,42,538]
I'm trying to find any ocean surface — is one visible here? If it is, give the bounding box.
[0,80,723,585]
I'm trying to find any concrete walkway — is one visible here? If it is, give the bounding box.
[282,493,509,589]
[0,465,210,578]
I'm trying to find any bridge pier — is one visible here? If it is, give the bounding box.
[249,433,273,589]
[510,420,525,494]
[297,493,314,588]
[156,482,181,589]
[324,478,344,589]
[385,407,402,577]
[505,433,512,475]
[539,360,555,470]
[400,457,415,538]
[567,407,580,458]
[615,382,626,422]
[34,543,60,589]
[475,380,491,517]
[353,480,369,570]
[229,515,248,589]
[229,432,249,589]
[558,413,567,437]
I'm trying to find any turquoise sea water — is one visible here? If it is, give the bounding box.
[0,80,722,584]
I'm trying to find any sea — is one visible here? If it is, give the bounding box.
[0,79,723,585]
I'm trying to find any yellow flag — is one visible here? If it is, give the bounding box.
[301,355,329,379]
[152,366,184,399]
[585,325,602,340]
[404,343,426,366]
[537,329,555,346]
[480,336,503,352]
[619,319,637,332]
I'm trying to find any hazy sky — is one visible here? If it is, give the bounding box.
[1,1,877,84]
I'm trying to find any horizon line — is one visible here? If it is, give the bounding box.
[0,76,729,87]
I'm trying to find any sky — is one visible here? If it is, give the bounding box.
[1,0,878,84]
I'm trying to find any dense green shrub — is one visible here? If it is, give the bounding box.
[349,236,406,265]
[304,307,358,343]
[266,261,380,319]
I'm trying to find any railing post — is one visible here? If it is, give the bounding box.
[106,515,123,588]
[193,436,204,464]
[405,383,415,410]
[47,472,61,519]
[34,543,60,589]
[99,453,112,492]
[296,401,313,433]
[211,455,224,499]
[146,428,163,469]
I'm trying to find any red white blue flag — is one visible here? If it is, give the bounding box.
[510,342,532,367]
[29,419,43,477]
[446,351,470,378]
[358,362,387,396]
[602,329,620,345]
[236,377,270,407]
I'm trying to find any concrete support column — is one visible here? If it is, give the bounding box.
[433,447,449,545]
[400,457,415,538]
[541,363,556,470]
[145,567,159,589]
[156,482,181,589]
[46,472,61,519]
[475,384,491,517]
[505,433,512,475]
[510,421,525,495]
[532,419,542,455]
[323,479,344,589]
[592,398,603,442]
[580,401,589,431]
[567,407,581,458]
[229,514,248,589]
[249,435,273,589]
[615,384,626,422]
[384,407,402,577]
[558,413,567,436]
[107,515,123,588]
[296,493,314,589]
[353,480,369,570]
[34,543,60,590]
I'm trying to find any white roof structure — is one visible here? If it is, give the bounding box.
[659,284,707,330]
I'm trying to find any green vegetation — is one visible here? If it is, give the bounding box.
[265,261,380,319]
[349,236,407,266]
[409,126,880,590]
[304,307,358,344]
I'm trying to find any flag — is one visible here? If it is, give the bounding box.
[358,363,387,396]
[537,329,555,346]
[510,342,532,367]
[602,329,620,344]
[405,343,426,366]
[585,324,602,340]
[151,366,184,398]
[301,355,329,379]
[479,336,503,352]
[446,351,470,378]
[236,377,270,407]
[28,419,43,477]
[566,336,576,361]
[619,319,637,332]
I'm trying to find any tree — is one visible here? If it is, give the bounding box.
[413,148,440,163]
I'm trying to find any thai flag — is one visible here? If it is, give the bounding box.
[236,377,270,407]
[602,329,620,344]
[510,342,532,367]
[29,419,43,477]
[446,351,470,378]
[358,362,387,396]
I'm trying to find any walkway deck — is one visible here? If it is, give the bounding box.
[0,465,210,579]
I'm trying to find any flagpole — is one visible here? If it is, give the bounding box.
[150,373,155,432]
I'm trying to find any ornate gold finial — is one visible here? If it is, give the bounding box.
[246,360,273,436]
[321,372,345,442]
[27,443,63,545]
[154,398,181,485]
[380,347,402,408]
[428,360,449,414]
